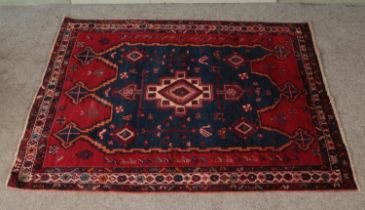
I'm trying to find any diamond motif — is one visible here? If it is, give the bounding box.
[159,79,203,106]
[231,118,256,139]
[145,71,213,116]
[172,87,190,97]
[65,82,90,104]
[115,125,136,144]
[237,123,251,133]
[54,123,82,148]
[75,47,97,65]
[125,50,144,63]
[225,53,246,68]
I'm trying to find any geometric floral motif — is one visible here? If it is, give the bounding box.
[280,82,301,102]
[292,128,313,151]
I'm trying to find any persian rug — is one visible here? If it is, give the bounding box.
[8,17,357,192]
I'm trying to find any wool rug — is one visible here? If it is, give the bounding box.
[7,17,357,192]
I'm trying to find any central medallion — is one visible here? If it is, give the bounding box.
[159,79,203,106]
[145,71,213,116]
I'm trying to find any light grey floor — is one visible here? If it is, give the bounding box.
[0,3,365,210]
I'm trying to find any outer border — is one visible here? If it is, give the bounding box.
[6,16,69,188]
[307,22,359,191]
[7,17,358,192]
